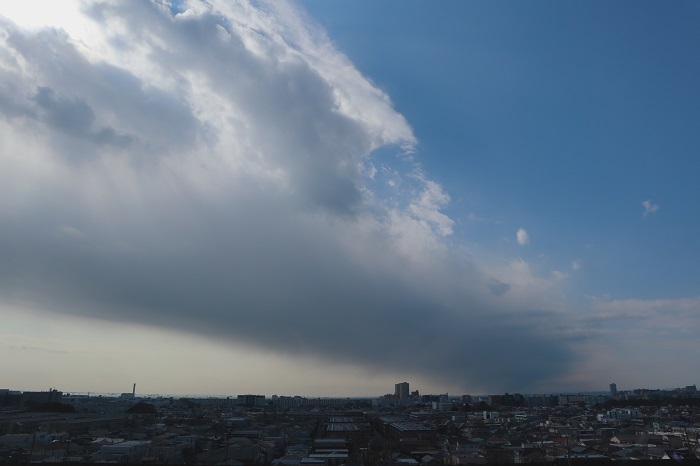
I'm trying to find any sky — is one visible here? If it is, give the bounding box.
[1,0,699,398]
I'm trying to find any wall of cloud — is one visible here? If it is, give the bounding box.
[0,0,578,391]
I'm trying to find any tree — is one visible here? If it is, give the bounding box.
[127,401,157,414]
[25,402,75,413]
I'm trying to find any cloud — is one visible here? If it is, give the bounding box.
[642,199,660,217]
[487,279,511,297]
[467,212,500,224]
[31,86,133,147]
[590,296,700,323]
[0,0,578,392]
[516,227,529,245]
[571,260,581,271]
[408,178,454,236]
[57,224,86,239]
[571,295,700,385]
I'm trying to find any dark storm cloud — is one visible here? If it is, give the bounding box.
[0,186,571,390]
[31,86,133,146]
[0,0,578,391]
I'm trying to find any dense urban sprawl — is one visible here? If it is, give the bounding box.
[2,383,700,464]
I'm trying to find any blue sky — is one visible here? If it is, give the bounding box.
[0,0,699,396]
[304,1,700,301]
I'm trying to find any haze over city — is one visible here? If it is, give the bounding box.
[1,1,699,397]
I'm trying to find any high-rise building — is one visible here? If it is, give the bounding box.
[610,383,618,398]
[395,382,409,401]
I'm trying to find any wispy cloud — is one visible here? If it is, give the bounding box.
[642,199,660,217]
[467,212,500,224]
[408,179,454,236]
[590,296,700,321]
[57,224,86,240]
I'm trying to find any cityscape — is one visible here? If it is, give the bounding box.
[2,382,700,464]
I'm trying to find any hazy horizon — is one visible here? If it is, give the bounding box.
[3,385,640,400]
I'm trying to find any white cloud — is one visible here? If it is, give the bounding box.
[479,257,570,312]
[408,179,454,237]
[516,227,529,245]
[571,260,581,271]
[642,199,660,216]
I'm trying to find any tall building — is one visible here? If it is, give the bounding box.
[610,383,618,398]
[395,382,409,401]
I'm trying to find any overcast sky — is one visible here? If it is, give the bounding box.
[1,0,699,397]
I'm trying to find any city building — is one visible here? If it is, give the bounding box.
[395,382,409,402]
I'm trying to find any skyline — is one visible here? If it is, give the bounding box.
[1,0,699,397]
[5,381,696,400]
